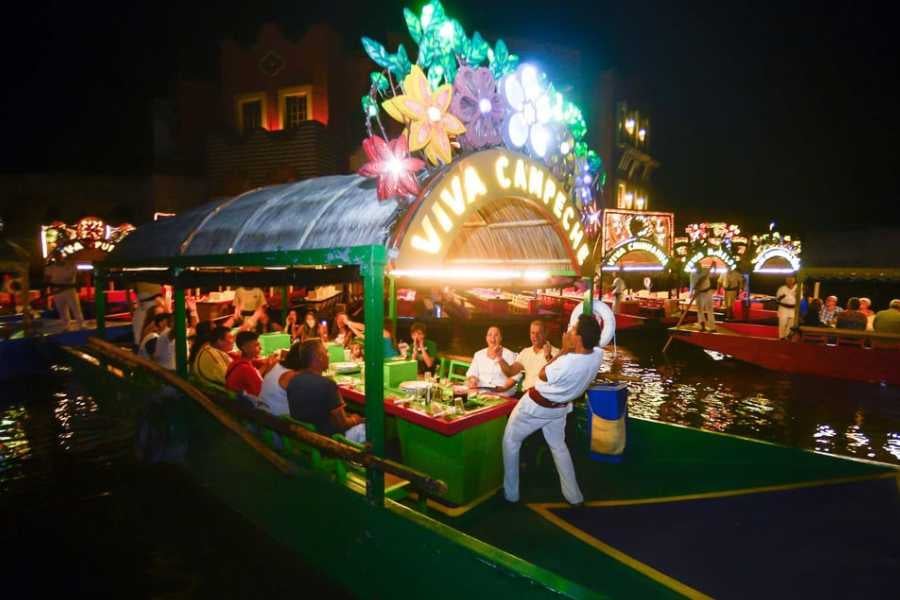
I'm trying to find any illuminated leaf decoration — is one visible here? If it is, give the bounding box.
[403,7,423,44]
[361,37,411,80]
[465,32,489,66]
[358,135,426,201]
[370,72,389,92]
[488,39,519,79]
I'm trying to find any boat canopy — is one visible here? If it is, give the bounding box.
[801,228,900,280]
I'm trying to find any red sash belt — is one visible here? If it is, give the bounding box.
[528,387,568,409]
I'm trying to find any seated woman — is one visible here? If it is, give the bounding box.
[466,325,518,396]
[190,325,234,386]
[298,310,319,342]
[802,298,826,327]
[287,340,366,442]
[836,297,867,330]
[284,310,300,340]
[331,307,355,346]
[382,318,398,359]
[258,342,303,415]
[407,321,438,374]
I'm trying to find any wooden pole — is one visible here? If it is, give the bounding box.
[662,291,696,353]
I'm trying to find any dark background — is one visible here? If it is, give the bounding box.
[1,0,897,236]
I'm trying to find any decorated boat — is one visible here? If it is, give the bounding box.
[53,3,899,597]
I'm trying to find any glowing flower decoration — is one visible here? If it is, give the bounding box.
[499,64,557,158]
[573,157,594,206]
[582,205,601,236]
[450,66,504,149]
[357,135,426,201]
[382,65,466,165]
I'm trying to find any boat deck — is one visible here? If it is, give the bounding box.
[420,415,898,598]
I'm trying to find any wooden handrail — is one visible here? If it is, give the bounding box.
[798,326,900,342]
[84,337,448,496]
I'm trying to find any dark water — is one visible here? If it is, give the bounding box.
[3,324,900,597]
[0,369,350,599]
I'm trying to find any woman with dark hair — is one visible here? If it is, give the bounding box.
[298,310,318,342]
[189,321,215,369]
[802,298,826,327]
[258,342,303,416]
[331,307,355,346]
[190,325,234,386]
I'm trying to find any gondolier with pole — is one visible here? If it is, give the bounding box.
[775,275,798,340]
[690,263,716,332]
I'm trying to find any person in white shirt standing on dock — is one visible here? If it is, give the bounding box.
[691,264,716,332]
[776,276,799,340]
[502,314,603,506]
[611,274,626,314]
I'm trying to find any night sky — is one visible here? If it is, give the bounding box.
[1,0,897,236]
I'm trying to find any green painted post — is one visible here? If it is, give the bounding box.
[280,285,289,325]
[388,275,397,341]
[94,268,106,338]
[362,249,386,506]
[174,286,188,378]
[582,276,593,316]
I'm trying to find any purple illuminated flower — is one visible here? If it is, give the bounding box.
[450,66,504,149]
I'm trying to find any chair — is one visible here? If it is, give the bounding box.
[447,359,470,383]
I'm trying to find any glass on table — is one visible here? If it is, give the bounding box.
[454,397,465,416]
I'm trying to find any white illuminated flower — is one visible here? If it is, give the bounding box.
[499,64,557,158]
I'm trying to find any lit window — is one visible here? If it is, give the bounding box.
[638,128,646,142]
[283,94,308,128]
[624,118,636,135]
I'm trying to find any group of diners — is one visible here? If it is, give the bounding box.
[774,276,900,338]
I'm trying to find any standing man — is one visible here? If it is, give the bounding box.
[498,320,558,391]
[44,258,84,330]
[132,281,164,347]
[775,276,799,339]
[611,273,626,314]
[234,286,267,319]
[723,268,743,320]
[691,264,716,332]
[502,314,603,506]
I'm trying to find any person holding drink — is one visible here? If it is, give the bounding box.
[466,326,518,396]
[404,321,438,374]
[497,320,558,391]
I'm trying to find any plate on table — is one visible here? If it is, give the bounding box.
[332,361,361,374]
[399,380,430,393]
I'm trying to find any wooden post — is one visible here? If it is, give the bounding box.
[388,275,397,340]
[174,285,188,378]
[94,268,106,339]
[362,249,386,505]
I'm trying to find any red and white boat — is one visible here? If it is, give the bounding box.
[669,322,900,386]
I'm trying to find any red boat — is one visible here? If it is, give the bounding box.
[669,322,900,386]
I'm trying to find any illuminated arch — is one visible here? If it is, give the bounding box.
[683,246,738,273]
[391,148,589,276]
[752,247,801,273]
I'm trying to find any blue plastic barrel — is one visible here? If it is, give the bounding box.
[586,383,628,463]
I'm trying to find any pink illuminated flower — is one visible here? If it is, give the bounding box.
[358,135,426,201]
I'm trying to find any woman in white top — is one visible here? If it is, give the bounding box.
[258,342,302,416]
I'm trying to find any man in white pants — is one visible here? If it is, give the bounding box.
[775,276,798,340]
[691,264,716,332]
[44,259,84,330]
[502,314,604,506]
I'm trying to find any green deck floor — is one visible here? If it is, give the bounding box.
[424,413,897,598]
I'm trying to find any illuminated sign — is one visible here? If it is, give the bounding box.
[397,148,589,270]
[752,247,801,272]
[603,239,670,268]
[41,217,134,262]
[684,248,738,273]
[602,209,673,256]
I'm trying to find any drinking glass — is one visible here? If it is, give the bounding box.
[454,397,465,416]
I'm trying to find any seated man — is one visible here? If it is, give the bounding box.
[819,295,843,326]
[502,315,604,506]
[287,339,366,443]
[191,326,234,386]
[498,320,558,391]
[466,326,518,396]
[874,299,900,334]
[835,297,867,330]
[226,331,278,398]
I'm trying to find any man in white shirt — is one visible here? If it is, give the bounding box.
[502,314,603,506]
[776,276,798,339]
[45,259,84,330]
[723,268,743,320]
[466,326,518,396]
[691,264,716,332]
[497,320,558,391]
